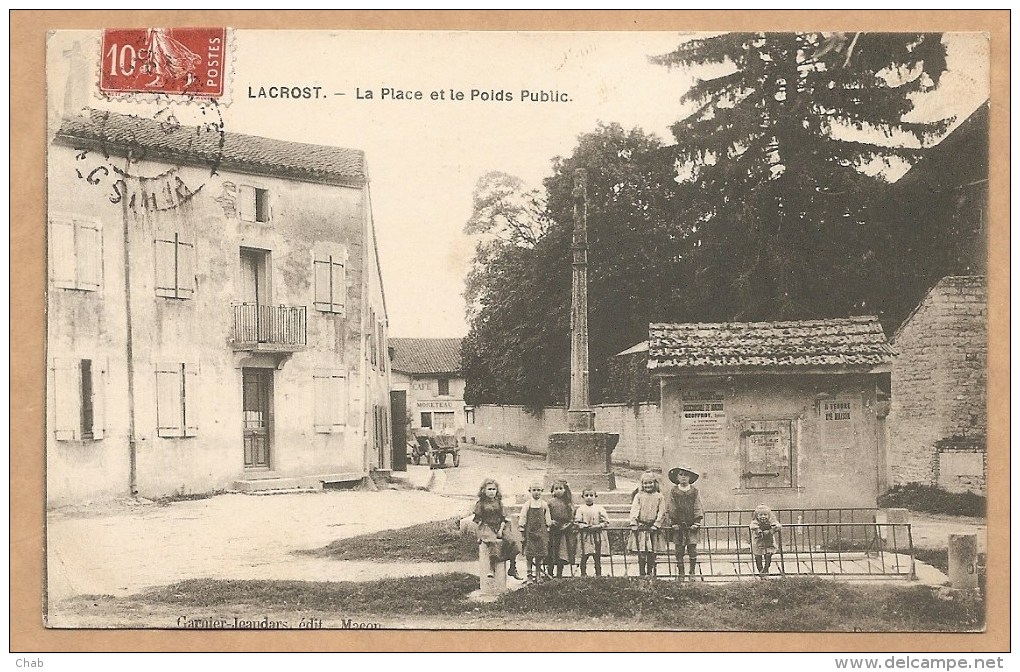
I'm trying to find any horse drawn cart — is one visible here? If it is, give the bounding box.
[408,430,461,469]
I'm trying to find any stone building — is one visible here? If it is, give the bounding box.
[648,317,894,511]
[888,276,987,494]
[46,109,392,505]
[389,338,466,435]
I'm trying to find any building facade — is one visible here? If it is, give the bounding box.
[389,338,465,435]
[47,109,391,506]
[888,276,987,494]
[648,317,894,511]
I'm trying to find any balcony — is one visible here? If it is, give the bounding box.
[231,303,307,352]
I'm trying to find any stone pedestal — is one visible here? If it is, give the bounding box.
[545,431,618,490]
[948,533,979,589]
[477,544,508,596]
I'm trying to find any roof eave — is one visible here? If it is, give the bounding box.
[650,363,892,377]
[53,131,367,188]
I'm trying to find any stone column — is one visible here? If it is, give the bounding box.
[569,168,595,433]
[546,168,617,489]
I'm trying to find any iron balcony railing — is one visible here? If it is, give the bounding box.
[534,522,914,581]
[231,303,307,348]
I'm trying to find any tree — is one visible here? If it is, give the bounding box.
[653,32,950,324]
[462,125,682,406]
[542,123,682,401]
[462,172,568,408]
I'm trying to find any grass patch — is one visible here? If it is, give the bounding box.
[143,573,478,616]
[299,517,479,562]
[878,483,985,517]
[495,576,983,632]
[134,574,983,631]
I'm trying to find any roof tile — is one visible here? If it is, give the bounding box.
[390,338,462,375]
[55,109,366,184]
[648,316,894,372]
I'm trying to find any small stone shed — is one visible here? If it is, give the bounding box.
[888,276,987,494]
[648,317,895,511]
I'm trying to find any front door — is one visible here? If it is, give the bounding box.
[243,368,272,469]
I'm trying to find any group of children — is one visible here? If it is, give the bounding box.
[473,469,783,582]
[473,478,612,582]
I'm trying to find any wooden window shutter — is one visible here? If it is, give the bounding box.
[183,362,199,437]
[334,373,348,429]
[51,358,79,441]
[238,185,256,222]
[314,258,332,311]
[156,362,183,437]
[154,237,178,298]
[313,371,332,433]
[90,358,107,440]
[50,218,77,289]
[177,237,196,298]
[330,256,346,313]
[75,219,102,291]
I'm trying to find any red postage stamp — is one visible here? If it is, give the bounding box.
[99,27,227,97]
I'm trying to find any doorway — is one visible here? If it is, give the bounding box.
[243,368,273,469]
[240,248,271,342]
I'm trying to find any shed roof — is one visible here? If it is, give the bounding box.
[54,109,366,185]
[390,338,463,375]
[648,316,894,374]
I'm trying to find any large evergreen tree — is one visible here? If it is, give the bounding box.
[653,32,950,323]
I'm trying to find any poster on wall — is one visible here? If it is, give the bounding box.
[820,398,857,453]
[680,390,726,454]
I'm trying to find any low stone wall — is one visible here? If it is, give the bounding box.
[466,403,662,468]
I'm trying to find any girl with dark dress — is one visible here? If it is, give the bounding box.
[546,479,577,578]
[472,478,517,578]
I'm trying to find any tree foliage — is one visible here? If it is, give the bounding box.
[463,33,961,407]
[653,32,950,323]
[462,124,680,406]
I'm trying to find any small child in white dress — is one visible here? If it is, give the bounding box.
[574,487,611,576]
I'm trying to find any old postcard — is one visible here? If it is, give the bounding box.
[20,13,1006,653]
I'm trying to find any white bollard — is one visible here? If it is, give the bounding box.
[478,543,508,595]
[948,534,979,589]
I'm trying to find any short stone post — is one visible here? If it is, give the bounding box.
[478,544,508,596]
[948,534,979,589]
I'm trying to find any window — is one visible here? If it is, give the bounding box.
[420,412,432,429]
[239,185,271,223]
[49,215,102,291]
[313,369,348,433]
[465,407,475,425]
[369,309,377,366]
[433,411,455,433]
[438,377,450,396]
[740,420,793,489]
[155,232,196,299]
[314,246,347,314]
[51,357,105,441]
[156,362,199,438]
[80,360,94,439]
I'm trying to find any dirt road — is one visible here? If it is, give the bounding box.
[45,446,586,624]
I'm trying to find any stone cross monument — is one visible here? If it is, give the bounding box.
[546,169,618,489]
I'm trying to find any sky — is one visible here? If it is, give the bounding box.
[48,30,989,338]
